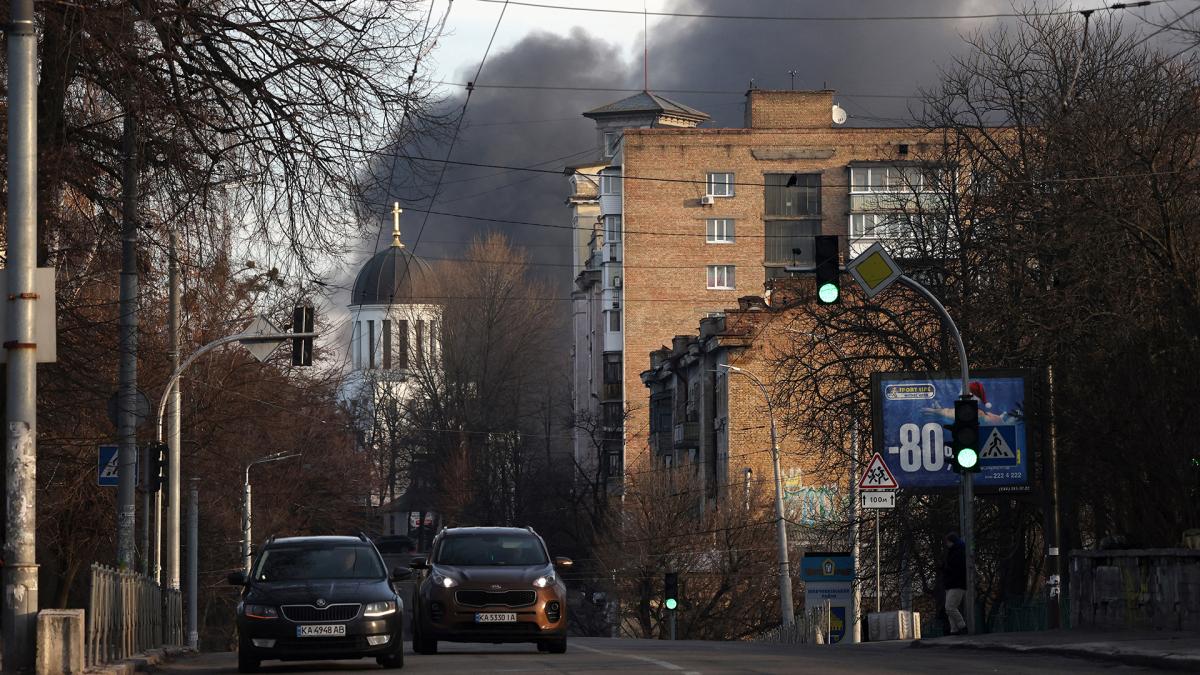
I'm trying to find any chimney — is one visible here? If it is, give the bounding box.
[744,90,836,129]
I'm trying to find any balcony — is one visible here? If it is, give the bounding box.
[673,421,699,449]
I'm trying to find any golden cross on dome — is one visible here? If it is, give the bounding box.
[391,201,405,248]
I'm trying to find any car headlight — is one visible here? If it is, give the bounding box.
[243,604,278,620]
[431,571,459,588]
[364,600,397,617]
[533,573,556,588]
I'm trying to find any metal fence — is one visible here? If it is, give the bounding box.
[86,564,183,667]
[752,606,836,645]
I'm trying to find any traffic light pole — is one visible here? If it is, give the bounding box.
[895,275,974,634]
[154,324,316,596]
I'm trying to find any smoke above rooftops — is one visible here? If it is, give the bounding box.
[349,1,1043,295]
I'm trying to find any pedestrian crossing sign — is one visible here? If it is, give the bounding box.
[980,426,1019,466]
[97,444,126,487]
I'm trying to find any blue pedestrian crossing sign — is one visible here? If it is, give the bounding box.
[98,444,124,487]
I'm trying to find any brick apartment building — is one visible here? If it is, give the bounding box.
[569,88,938,490]
[640,277,854,529]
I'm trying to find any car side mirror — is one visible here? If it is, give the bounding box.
[227,571,248,586]
[554,556,573,569]
[409,557,428,570]
[391,567,413,581]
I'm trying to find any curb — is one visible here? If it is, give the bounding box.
[912,637,1200,672]
[86,646,195,675]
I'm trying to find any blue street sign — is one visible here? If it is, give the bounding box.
[97,444,125,487]
[800,552,854,582]
[871,370,1032,492]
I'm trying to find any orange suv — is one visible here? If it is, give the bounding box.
[409,526,571,654]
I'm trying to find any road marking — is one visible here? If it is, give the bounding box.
[575,643,696,672]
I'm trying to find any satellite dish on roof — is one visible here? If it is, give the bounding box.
[832,104,848,125]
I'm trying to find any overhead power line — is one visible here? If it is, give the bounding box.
[472,0,1174,22]
[432,80,917,100]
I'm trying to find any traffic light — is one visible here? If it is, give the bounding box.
[292,305,314,366]
[146,442,167,493]
[949,398,981,473]
[664,572,678,611]
[814,235,841,304]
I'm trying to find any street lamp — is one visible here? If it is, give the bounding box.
[718,363,795,628]
[243,451,301,573]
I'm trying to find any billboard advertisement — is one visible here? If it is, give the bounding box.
[870,370,1032,492]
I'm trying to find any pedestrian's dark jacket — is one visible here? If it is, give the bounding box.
[943,539,967,590]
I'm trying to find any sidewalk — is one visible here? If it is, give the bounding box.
[912,629,1200,671]
[87,646,194,675]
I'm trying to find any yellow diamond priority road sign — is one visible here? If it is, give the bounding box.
[846,242,902,300]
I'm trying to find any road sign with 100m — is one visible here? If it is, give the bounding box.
[861,490,895,509]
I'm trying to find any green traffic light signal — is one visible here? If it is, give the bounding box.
[956,446,979,470]
[664,598,678,611]
[818,282,840,303]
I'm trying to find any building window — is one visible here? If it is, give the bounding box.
[352,321,362,369]
[604,215,621,243]
[395,319,408,369]
[706,218,734,243]
[603,353,622,384]
[707,265,736,290]
[600,171,622,195]
[849,165,942,244]
[765,173,821,217]
[850,165,926,194]
[608,309,621,332]
[604,131,621,158]
[367,320,376,369]
[850,213,906,239]
[383,320,391,370]
[416,319,425,364]
[707,172,734,197]
[764,220,820,266]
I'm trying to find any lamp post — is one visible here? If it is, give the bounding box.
[719,363,794,628]
[243,451,301,573]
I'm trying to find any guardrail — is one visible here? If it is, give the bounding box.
[86,564,183,666]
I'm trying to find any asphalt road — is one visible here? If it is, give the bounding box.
[154,637,1157,674]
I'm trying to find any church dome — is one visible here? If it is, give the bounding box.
[350,204,435,305]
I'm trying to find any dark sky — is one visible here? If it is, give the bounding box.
[343,0,1177,295]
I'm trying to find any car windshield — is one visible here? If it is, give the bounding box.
[435,535,548,566]
[253,545,385,582]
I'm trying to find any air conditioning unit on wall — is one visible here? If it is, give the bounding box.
[700,194,715,205]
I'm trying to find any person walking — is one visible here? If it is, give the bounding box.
[942,531,968,635]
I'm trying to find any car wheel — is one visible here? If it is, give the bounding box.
[412,620,437,655]
[546,637,567,654]
[237,637,261,673]
[536,641,549,652]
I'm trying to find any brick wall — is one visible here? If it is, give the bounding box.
[744,90,835,129]
[621,115,934,474]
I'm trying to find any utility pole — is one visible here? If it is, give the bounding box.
[1045,366,1063,627]
[165,232,182,591]
[118,112,139,570]
[719,364,794,628]
[187,478,199,650]
[849,421,861,644]
[3,0,40,667]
